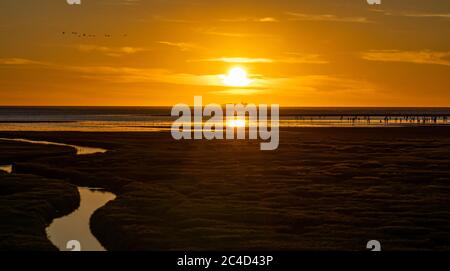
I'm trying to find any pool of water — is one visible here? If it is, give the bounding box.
[46,187,116,251]
[0,164,12,173]
[0,138,114,251]
[0,138,107,155]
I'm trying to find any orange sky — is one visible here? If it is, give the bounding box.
[0,0,449,106]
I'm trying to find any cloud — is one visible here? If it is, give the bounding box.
[199,28,274,38]
[150,16,196,24]
[370,9,450,20]
[361,50,450,66]
[0,58,47,65]
[218,17,279,23]
[280,53,329,64]
[0,57,234,87]
[190,57,273,63]
[258,17,278,22]
[211,88,263,96]
[75,44,146,57]
[122,0,140,5]
[0,58,371,95]
[65,65,224,86]
[202,31,252,37]
[286,12,371,23]
[265,75,378,94]
[189,55,328,64]
[104,0,141,6]
[62,65,263,90]
[402,13,450,19]
[157,41,200,52]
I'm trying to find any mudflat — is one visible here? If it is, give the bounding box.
[1,127,450,250]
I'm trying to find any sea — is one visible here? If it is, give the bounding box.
[0,107,449,131]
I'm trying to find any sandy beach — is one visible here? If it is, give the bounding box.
[1,127,450,250]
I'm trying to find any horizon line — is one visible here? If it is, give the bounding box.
[1,105,450,108]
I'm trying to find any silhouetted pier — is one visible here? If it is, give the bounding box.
[283,108,450,125]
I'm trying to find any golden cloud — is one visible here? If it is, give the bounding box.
[361,50,450,66]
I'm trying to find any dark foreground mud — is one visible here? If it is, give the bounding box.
[1,127,450,250]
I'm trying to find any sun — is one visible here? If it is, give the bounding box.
[222,67,251,87]
[227,118,247,128]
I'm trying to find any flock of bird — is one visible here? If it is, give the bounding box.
[61,31,128,38]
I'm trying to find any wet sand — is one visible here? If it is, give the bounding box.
[1,127,450,250]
